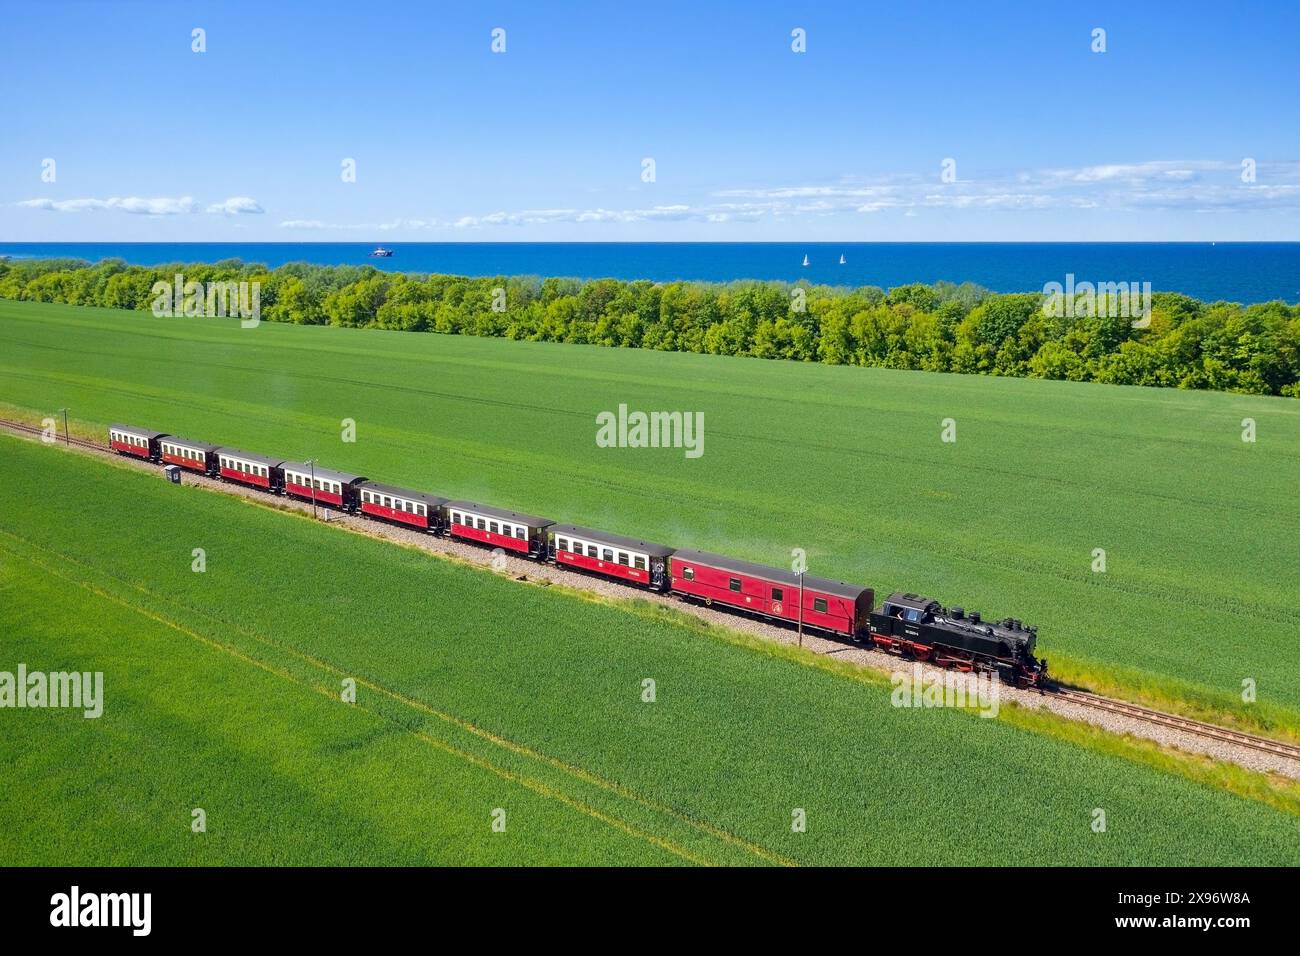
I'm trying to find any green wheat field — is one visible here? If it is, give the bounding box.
[2,434,1298,864]
[1,300,1296,722]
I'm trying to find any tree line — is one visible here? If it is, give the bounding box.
[2,255,1297,397]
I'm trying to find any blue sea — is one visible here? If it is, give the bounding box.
[1,242,1298,303]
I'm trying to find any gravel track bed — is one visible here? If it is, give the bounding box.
[10,425,1299,781]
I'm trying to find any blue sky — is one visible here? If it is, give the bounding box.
[2,0,1297,241]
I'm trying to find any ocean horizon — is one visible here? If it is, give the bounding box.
[3,241,1298,303]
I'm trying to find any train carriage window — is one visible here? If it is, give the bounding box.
[813,598,829,614]
[634,556,646,571]
[617,552,629,566]
[682,567,694,581]
[477,518,486,531]
[587,545,598,558]
[772,588,784,602]
[602,549,614,562]
[557,538,568,552]
[729,578,742,592]
[514,526,525,539]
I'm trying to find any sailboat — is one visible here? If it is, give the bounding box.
[839,254,846,265]
[802,254,810,267]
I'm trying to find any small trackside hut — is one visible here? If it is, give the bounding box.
[549,524,675,590]
[159,436,220,476]
[669,548,874,638]
[358,481,448,532]
[446,500,554,557]
[215,448,285,492]
[282,463,367,512]
[868,592,1048,686]
[109,424,167,462]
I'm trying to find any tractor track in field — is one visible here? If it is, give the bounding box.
[4,415,1299,781]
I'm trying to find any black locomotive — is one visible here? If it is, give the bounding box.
[868,592,1048,686]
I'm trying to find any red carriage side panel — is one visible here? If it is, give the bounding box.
[669,550,871,637]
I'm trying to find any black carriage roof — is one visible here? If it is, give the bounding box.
[281,462,366,485]
[160,435,220,452]
[671,548,872,600]
[359,481,449,505]
[446,500,555,528]
[109,424,166,440]
[214,447,287,468]
[550,524,676,558]
[882,592,941,611]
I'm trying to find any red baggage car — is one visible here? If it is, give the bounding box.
[669,548,873,638]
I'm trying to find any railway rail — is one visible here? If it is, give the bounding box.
[3,414,1298,768]
[1051,687,1300,762]
[3,418,107,453]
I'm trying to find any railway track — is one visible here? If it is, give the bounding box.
[1051,687,1300,762]
[3,414,1299,768]
[2,418,107,453]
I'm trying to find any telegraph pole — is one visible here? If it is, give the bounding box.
[58,407,69,446]
[306,458,318,519]
[798,569,805,648]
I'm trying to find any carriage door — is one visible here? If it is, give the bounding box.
[650,557,666,589]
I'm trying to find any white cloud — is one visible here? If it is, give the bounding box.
[17,195,268,217]
[267,158,1300,234]
[206,196,264,215]
[17,196,200,215]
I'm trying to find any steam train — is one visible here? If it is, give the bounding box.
[110,423,1049,686]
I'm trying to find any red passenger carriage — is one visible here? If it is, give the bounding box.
[359,482,447,532]
[446,501,553,557]
[215,448,285,491]
[549,524,674,590]
[282,463,367,512]
[160,436,220,476]
[109,424,167,462]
